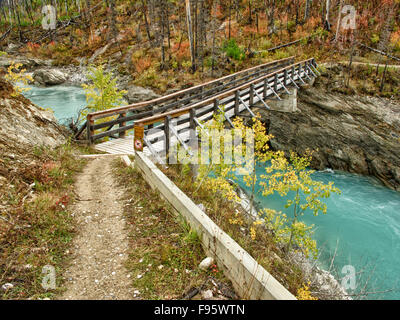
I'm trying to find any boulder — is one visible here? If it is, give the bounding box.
[201,290,214,299]
[33,68,68,85]
[125,85,159,104]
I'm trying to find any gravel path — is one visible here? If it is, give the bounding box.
[61,157,133,300]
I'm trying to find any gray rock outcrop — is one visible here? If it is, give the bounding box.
[0,78,66,151]
[256,81,400,191]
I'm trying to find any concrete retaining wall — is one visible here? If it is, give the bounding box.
[134,151,296,300]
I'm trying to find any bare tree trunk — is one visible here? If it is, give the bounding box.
[304,0,312,22]
[268,0,276,34]
[380,59,389,93]
[324,0,331,31]
[376,4,396,76]
[346,42,354,87]
[334,0,343,42]
[211,0,217,77]
[86,0,91,22]
[228,0,231,39]
[198,0,206,73]
[185,0,196,72]
[141,0,152,46]
[159,0,166,69]
[107,0,118,42]
[248,0,253,25]
[194,0,198,59]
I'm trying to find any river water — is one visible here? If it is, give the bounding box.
[237,163,400,300]
[23,84,87,124]
[24,85,400,300]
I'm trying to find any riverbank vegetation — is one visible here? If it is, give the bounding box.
[162,161,318,299]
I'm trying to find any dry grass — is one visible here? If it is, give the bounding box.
[0,143,87,300]
[112,160,237,300]
[161,164,306,297]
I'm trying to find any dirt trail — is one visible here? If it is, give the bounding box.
[61,157,133,300]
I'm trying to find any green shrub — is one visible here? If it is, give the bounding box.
[222,39,245,61]
[371,34,380,44]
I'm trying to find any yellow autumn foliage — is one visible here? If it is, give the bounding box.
[5,61,33,97]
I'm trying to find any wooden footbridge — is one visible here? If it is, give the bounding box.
[75,57,320,160]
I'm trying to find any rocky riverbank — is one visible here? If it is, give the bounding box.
[0,52,159,104]
[256,64,400,191]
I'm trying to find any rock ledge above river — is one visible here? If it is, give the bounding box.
[256,70,400,191]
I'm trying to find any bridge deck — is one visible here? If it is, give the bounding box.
[94,82,286,156]
[95,136,135,155]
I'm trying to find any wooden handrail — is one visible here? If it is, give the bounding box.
[83,57,318,144]
[86,56,294,121]
[132,58,317,155]
[135,58,315,126]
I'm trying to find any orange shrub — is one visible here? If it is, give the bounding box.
[391,30,400,51]
[88,33,102,49]
[134,56,152,73]
[215,4,224,19]
[243,25,258,36]
[27,42,40,53]
[225,23,239,38]
[74,28,84,38]
[307,16,319,29]
[173,41,190,62]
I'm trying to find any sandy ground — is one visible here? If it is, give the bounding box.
[61,157,134,300]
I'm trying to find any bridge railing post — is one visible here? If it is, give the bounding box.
[164,116,171,163]
[274,74,278,92]
[249,84,254,106]
[284,69,288,86]
[119,112,126,139]
[235,91,240,116]
[263,78,267,98]
[134,122,144,152]
[214,99,219,114]
[189,108,196,131]
[86,115,94,145]
[147,107,155,130]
